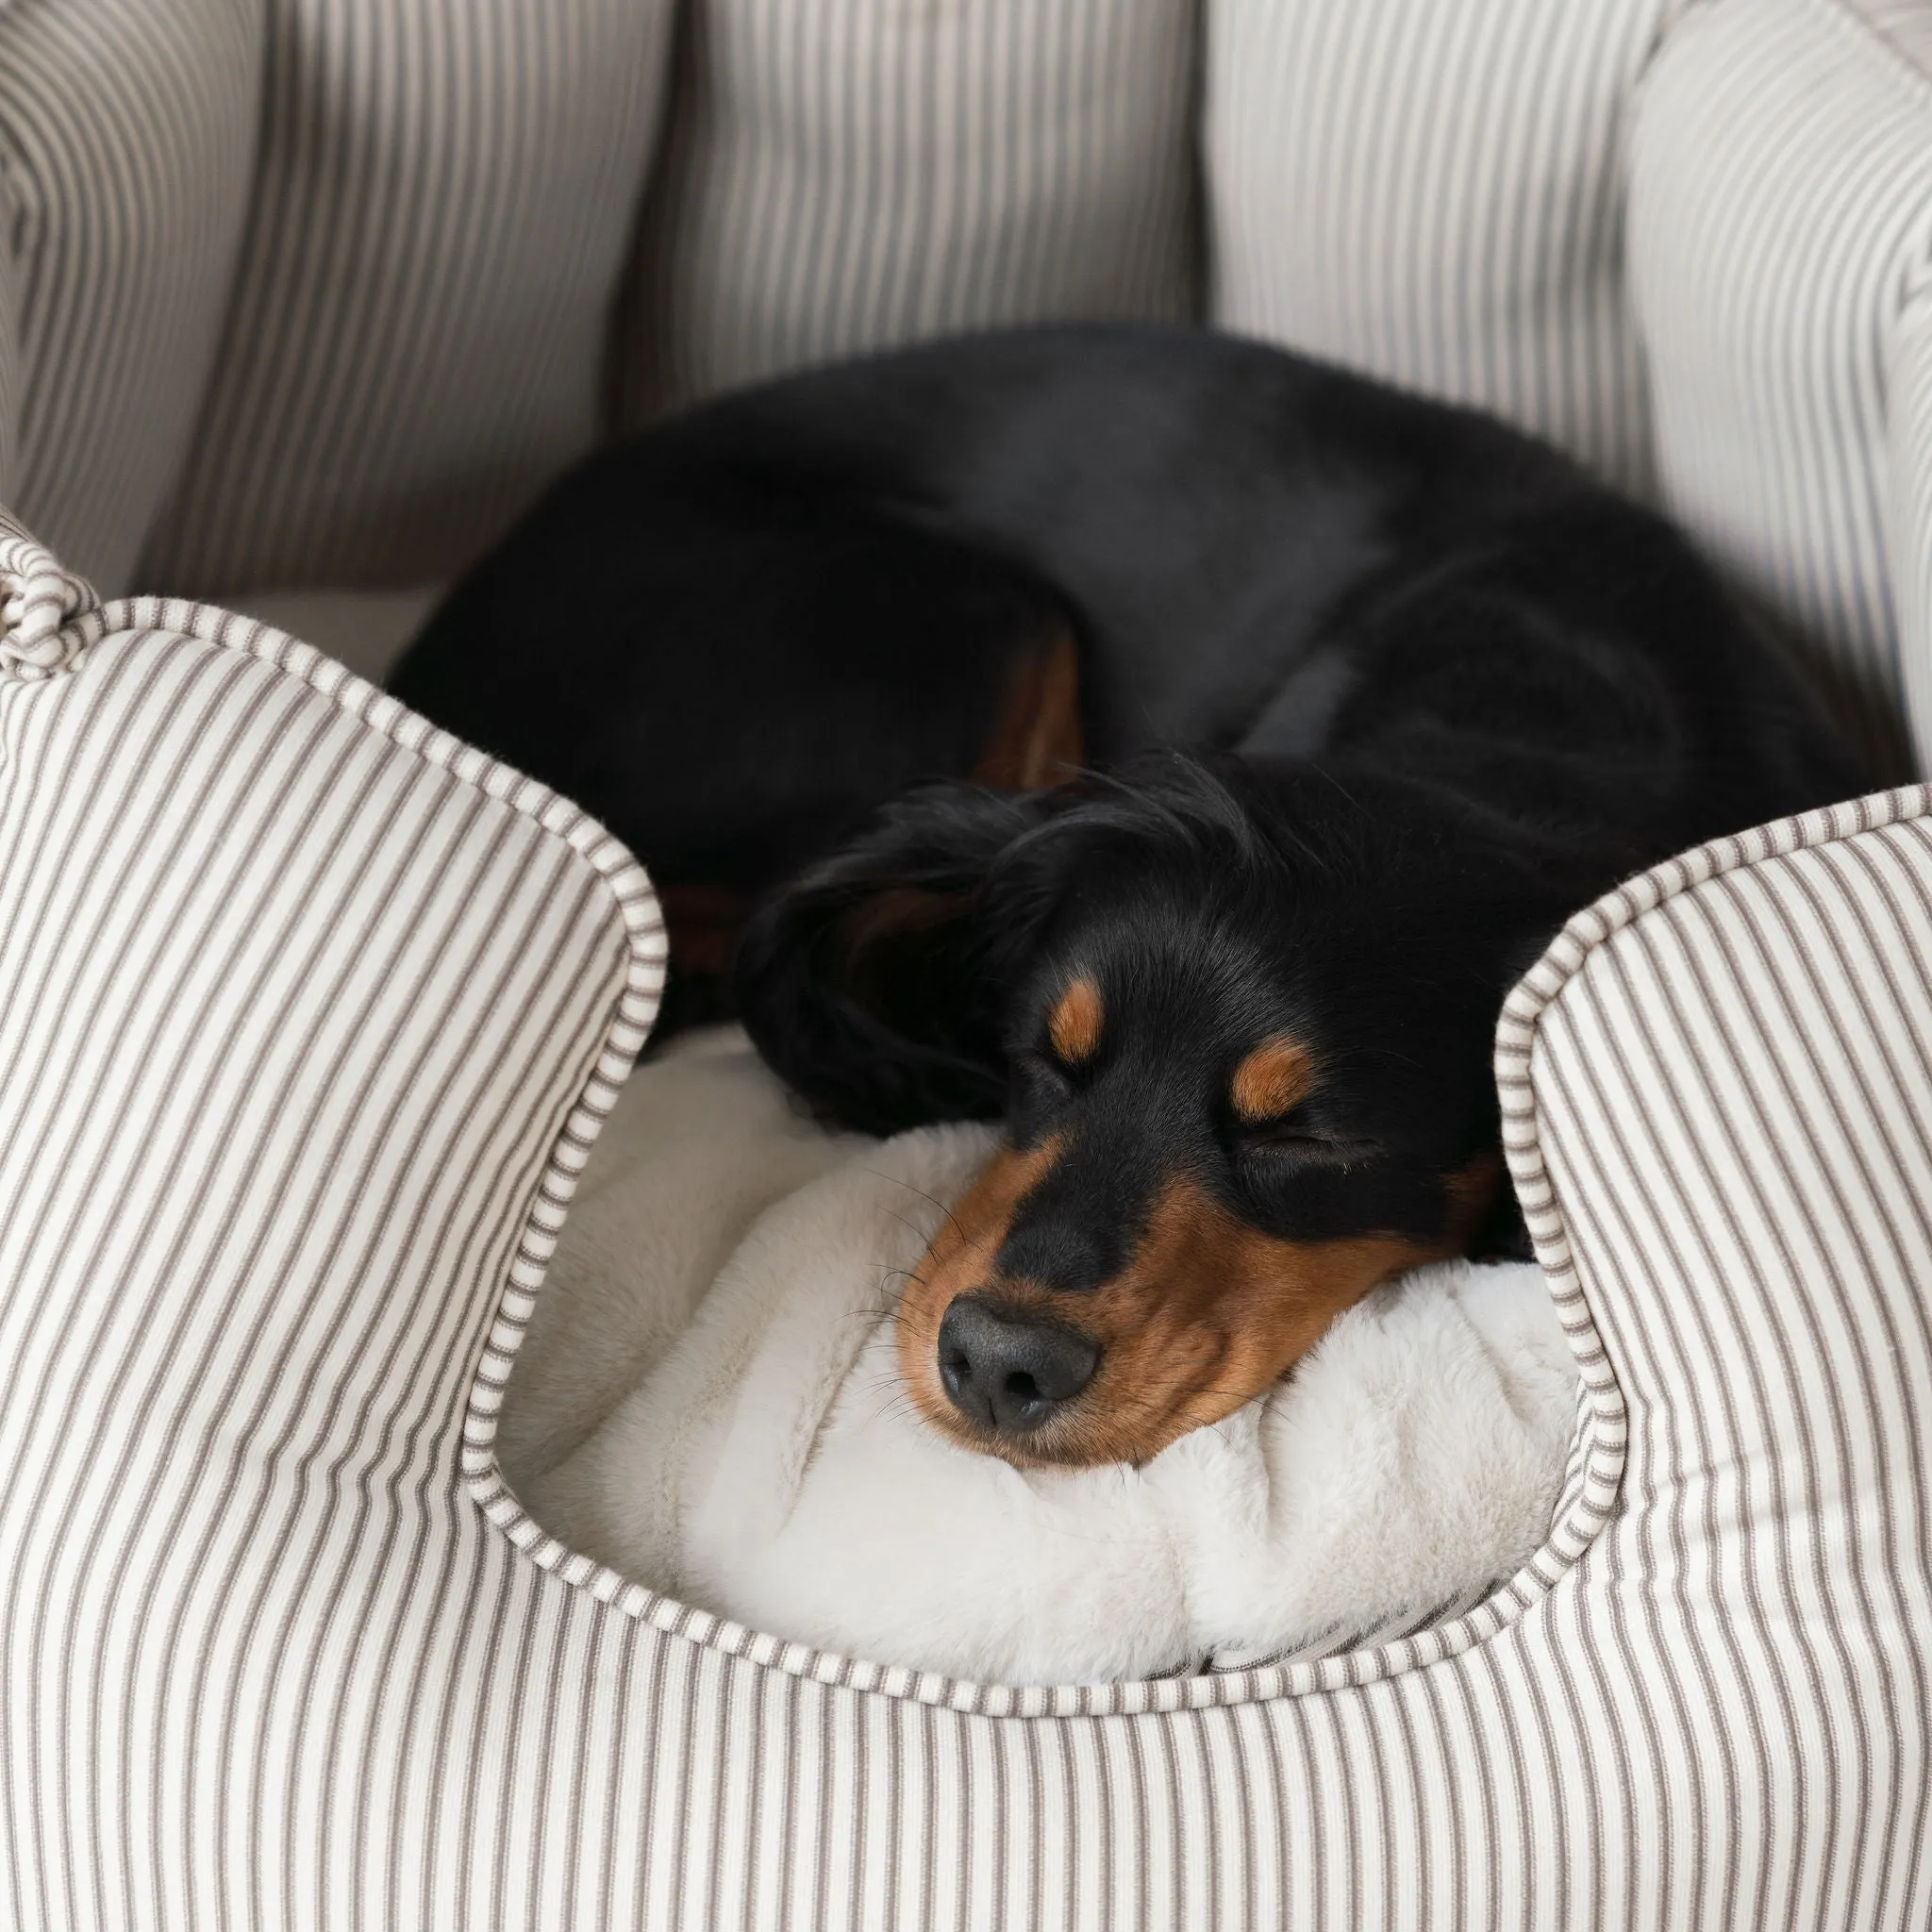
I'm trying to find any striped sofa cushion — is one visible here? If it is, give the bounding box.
[613,0,1201,419]
[6,514,1932,1926]
[131,0,678,600]
[1628,0,1932,782]
[1205,0,1673,499]
[0,0,257,595]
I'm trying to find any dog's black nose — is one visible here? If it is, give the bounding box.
[936,1296,1101,1436]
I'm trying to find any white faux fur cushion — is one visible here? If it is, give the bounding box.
[510,1034,1576,1685]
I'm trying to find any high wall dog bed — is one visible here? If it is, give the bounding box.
[5,1,1932,1926]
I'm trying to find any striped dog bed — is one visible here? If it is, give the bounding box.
[4,513,1931,1927]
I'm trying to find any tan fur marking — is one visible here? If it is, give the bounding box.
[898,1144,1501,1470]
[660,884,747,978]
[1230,1037,1313,1123]
[1443,1151,1505,1245]
[1046,978,1104,1066]
[973,625,1083,791]
[840,884,961,958]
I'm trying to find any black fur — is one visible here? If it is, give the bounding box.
[391,324,1858,1258]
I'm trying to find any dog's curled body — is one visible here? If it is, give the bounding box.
[392,325,1857,1469]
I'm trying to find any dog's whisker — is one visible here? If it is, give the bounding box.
[858,1171,976,1254]
[870,1201,948,1252]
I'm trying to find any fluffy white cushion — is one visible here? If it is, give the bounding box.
[511,1036,1576,1685]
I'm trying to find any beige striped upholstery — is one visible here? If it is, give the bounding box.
[5,530,1932,1926]
[133,0,678,599]
[1205,0,1673,498]
[1627,0,1932,781]
[0,0,257,594]
[618,0,1200,420]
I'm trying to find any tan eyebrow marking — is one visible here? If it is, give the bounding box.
[1230,1038,1313,1123]
[1046,976,1104,1066]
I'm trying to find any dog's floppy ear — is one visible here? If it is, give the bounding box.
[735,781,1066,1135]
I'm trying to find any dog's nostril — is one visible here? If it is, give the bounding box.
[934,1295,1101,1436]
[939,1343,974,1403]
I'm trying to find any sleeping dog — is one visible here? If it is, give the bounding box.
[390,324,1857,1472]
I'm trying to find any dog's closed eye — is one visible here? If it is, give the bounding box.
[1014,1048,1076,1108]
[1225,1041,1377,1166]
[1237,1110,1329,1149]
[1234,1115,1371,1167]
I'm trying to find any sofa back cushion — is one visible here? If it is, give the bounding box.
[611,0,1201,419]
[132,0,678,600]
[0,0,257,595]
[1204,0,1674,499]
[1627,0,1932,778]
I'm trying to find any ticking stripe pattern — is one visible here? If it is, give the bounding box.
[1627,0,1932,780]
[133,0,678,600]
[6,522,1932,1923]
[0,511,92,680]
[0,0,258,594]
[1205,0,1674,499]
[617,0,1201,420]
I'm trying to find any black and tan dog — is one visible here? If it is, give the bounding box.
[391,325,1856,1471]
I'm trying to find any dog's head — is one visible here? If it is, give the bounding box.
[736,756,1548,1468]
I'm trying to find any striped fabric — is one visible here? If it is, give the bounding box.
[1863,0,1932,67]
[7,520,1932,1925]
[0,0,258,594]
[616,0,1200,419]
[1627,0,1932,780]
[0,108,14,521]
[0,534,668,1928]
[134,0,678,599]
[0,508,96,681]
[1205,0,1674,498]
[1895,246,1932,786]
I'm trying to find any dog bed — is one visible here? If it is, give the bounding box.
[7,529,1932,1930]
[500,1034,1576,1686]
